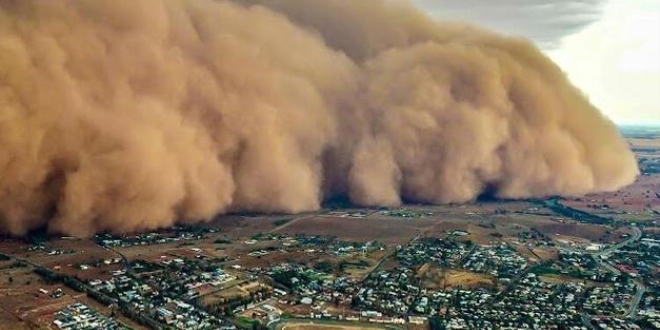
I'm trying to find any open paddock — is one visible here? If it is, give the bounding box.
[418,264,495,290]
[273,216,437,245]
[563,174,660,218]
[209,214,311,239]
[201,286,247,306]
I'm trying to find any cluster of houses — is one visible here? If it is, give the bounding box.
[53,303,127,330]
[94,226,217,248]
[144,265,236,301]
[396,237,471,267]
[356,268,422,316]
[607,235,660,282]
[639,293,660,328]
[557,251,620,282]
[153,299,229,329]
[27,244,74,256]
[88,266,227,329]
[589,317,644,330]
[583,281,638,316]
[48,229,654,330]
[246,236,650,329]
[462,243,528,280]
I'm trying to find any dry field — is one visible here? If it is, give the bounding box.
[273,216,437,245]
[201,286,247,306]
[423,220,472,236]
[441,270,495,289]
[0,239,122,281]
[530,248,559,261]
[401,200,547,217]
[487,213,630,243]
[58,263,124,282]
[234,251,330,269]
[116,238,229,262]
[0,239,30,255]
[117,241,187,260]
[532,223,609,242]
[563,174,660,219]
[209,214,309,238]
[562,136,660,219]
[627,137,660,149]
[418,265,495,290]
[450,201,550,215]
[26,240,115,269]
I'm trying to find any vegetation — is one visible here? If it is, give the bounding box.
[313,260,335,273]
[533,198,614,225]
[339,259,371,271]
[235,316,262,329]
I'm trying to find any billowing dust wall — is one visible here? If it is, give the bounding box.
[0,0,638,236]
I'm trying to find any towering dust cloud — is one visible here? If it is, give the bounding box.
[0,0,639,236]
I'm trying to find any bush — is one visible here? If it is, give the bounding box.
[314,261,335,273]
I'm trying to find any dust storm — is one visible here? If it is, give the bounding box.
[0,0,638,236]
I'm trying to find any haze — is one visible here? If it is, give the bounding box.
[0,0,639,237]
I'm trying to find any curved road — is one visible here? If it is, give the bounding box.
[562,226,645,322]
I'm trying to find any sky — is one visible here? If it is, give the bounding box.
[415,0,660,125]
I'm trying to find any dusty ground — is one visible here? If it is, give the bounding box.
[563,174,660,220]
[273,216,437,245]
[627,137,660,149]
[563,135,660,220]
[209,214,309,238]
[202,286,247,306]
[418,264,495,290]
[530,248,559,261]
[0,239,120,280]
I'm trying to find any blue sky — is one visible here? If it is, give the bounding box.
[414,0,660,125]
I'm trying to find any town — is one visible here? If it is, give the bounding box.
[0,197,658,330]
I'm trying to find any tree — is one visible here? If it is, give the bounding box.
[314,261,334,273]
[350,296,361,309]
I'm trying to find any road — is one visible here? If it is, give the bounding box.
[361,233,421,281]
[593,227,645,319]
[594,226,642,257]
[561,226,644,322]
[626,282,646,318]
